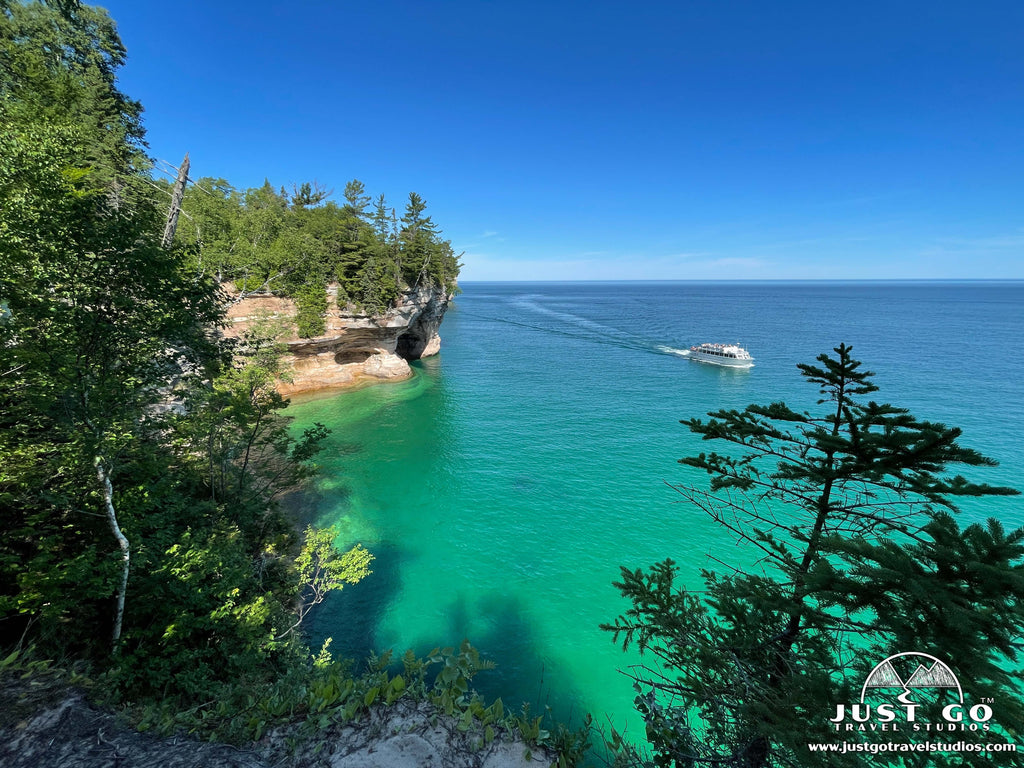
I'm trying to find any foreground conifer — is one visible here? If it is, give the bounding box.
[605,344,1023,767]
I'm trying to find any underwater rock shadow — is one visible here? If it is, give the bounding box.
[279,485,328,529]
[307,558,595,733]
[307,541,404,661]
[437,592,591,732]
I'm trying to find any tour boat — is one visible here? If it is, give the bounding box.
[688,342,754,368]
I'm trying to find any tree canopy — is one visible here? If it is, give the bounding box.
[605,344,1023,767]
[176,176,461,337]
[1,0,374,711]
[1,0,146,180]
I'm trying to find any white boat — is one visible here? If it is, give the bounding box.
[688,342,754,368]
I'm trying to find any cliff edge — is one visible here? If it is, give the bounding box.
[0,681,554,768]
[225,285,452,395]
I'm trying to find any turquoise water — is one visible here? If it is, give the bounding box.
[289,281,1024,743]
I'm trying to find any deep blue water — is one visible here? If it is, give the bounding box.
[289,281,1024,742]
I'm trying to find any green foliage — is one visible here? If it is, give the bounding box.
[177,176,460,336]
[605,344,1024,767]
[280,526,373,639]
[0,113,223,652]
[0,7,521,767]
[293,180,331,209]
[294,279,329,338]
[170,330,328,510]
[296,528,373,599]
[124,637,580,761]
[0,0,146,179]
[0,1,376,730]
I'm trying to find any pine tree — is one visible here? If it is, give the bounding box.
[291,180,331,209]
[342,179,370,218]
[605,344,1023,767]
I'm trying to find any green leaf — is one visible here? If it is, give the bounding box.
[363,686,379,707]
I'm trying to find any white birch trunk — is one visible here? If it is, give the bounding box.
[97,462,130,650]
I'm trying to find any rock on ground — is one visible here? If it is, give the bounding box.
[0,682,554,768]
[0,690,264,768]
[276,700,552,768]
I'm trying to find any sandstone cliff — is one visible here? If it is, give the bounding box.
[225,285,452,395]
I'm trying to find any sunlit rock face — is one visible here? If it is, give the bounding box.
[225,285,452,395]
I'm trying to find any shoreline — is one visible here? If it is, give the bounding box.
[284,375,409,404]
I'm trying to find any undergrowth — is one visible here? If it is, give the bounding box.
[0,642,623,768]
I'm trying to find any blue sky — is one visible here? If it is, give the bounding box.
[102,1,1024,280]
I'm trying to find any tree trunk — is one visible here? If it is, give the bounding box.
[97,462,130,651]
[161,152,190,249]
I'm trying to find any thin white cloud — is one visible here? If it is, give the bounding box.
[659,252,710,262]
[458,251,772,281]
[458,225,1024,282]
[921,230,1024,255]
[701,257,768,269]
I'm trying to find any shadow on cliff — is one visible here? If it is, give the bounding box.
[307,541,403,661]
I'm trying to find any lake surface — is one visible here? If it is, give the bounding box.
[288,281,1024,743]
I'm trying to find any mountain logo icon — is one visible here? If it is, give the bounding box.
[860,652,963,704]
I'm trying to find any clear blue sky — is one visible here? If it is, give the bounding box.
[102,0,1024,280]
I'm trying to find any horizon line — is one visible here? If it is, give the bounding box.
[456,277,1024,284]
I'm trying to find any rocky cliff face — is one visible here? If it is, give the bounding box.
[225,285,452,395]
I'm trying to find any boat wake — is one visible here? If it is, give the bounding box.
[513,297,644,345]
[460,303,689,360]
[656,345,691,357]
